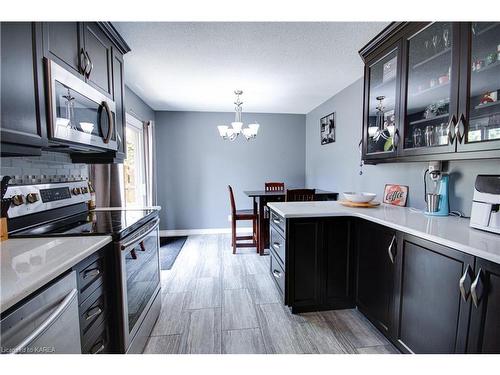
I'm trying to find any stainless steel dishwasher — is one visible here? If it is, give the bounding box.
[1,271,81,354]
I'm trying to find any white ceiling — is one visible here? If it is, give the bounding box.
[114,22,389,114]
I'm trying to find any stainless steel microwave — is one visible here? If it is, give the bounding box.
[45,58,118,152]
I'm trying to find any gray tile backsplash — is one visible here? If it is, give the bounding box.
[0,151,88,180]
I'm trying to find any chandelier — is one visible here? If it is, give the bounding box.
[217,90,260,141]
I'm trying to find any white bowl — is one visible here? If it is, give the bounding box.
[342,192,377,203]
[79,122,94,134]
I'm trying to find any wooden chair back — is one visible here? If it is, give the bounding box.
[286,188,316,202]
[265,182,285,192]
[228,185,237,215]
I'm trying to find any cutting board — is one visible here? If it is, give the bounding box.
[339,200,381,208]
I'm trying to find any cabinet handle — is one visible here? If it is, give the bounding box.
[272,242,281,250]
[90,340,105,354]
[471,268,484,308]
[83,268,100,279]
[272,269,282,279]
[455,113,466,144]
[272,218,281,225]
[459,264,474,301]
[387,235,396,264]
[85,306,103,321]
[85,51,93,78]
[393,129,400,150]
[447,115,457,144]
[80,48,88,74]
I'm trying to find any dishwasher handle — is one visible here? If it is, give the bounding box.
[10,289,78,354]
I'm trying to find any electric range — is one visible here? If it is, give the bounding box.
[2,177,162,354]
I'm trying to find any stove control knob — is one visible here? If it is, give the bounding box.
[72,187,81,195]
[81,187,88,194]
[26,193,39,204]
[11,194,25,206]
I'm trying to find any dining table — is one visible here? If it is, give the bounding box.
[244,189,338,255]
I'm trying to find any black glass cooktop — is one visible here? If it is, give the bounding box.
[11,209,158,240]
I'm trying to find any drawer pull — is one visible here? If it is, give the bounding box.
[83,268,100,279]
[90,341,105,354]
[272,218,281,225]
[272,242,281,250]
[272,269,282,279]
[85,306,103,321]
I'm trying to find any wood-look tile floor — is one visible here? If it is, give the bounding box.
[144,234,399,354]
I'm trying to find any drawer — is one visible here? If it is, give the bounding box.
[270,225,286,265]
[270,252,285,298]
[270,210,285,234]
[83,318,111,354]
[77,256,105,302]
[79,283,108,335]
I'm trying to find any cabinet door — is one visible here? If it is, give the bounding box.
[456,22,500,154]
[356,221,397,337]
[1,22,47,154]
[362,42,402,161]
[394,235,473,353]
[467,258,500,353]
[400,22,460,157]
[323,219,355,310]
[42,22,85,77]
[83,23,113,99]
[112,49,126,160]
[287,219,323,312]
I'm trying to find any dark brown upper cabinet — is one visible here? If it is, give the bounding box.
[360,22,500,163]
[82,23,114,99]
[42,22,86,78]
[1,22,47,156]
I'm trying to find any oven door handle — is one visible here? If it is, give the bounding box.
[120,218,160,251]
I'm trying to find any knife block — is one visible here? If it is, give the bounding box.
[0,217,8,241]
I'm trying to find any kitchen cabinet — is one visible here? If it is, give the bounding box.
[356,220,398,337]
[1,22,47,156]
[360,22,500,163]
[269,211,355,313]
[467,258,500,353]
[42,22,86,78]
[72,245,116,354]
[82,22,114,99]
[393,234,473,353]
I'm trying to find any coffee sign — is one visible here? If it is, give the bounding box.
[383,184,408,207]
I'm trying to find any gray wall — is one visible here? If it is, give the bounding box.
[125,86,155,122]
[306,78,500,216]
[155,111,306,230]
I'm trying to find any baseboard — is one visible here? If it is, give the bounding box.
[159,227,253,237]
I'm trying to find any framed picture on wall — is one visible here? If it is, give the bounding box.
[320,112,335,145]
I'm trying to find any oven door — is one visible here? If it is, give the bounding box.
[117,217,160,352]
[45,58,117,151]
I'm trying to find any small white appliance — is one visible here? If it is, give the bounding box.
[470,175,500,234]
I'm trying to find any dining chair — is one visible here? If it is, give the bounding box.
[265,182,285,192]
[286,188,316,202]
[228,185,258,254]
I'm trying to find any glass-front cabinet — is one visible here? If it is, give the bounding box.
[458,22,500,152]
[360,22,500,163]
[363,44,401,159]
[401,22,459,156]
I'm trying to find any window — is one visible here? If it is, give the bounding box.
[124,114,147,207]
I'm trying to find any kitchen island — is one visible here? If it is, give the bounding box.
[267,201,500,354]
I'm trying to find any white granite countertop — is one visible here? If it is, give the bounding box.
[0,236,112,313]
[267,201,500,264]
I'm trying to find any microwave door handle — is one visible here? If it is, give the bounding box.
[101,101,114,144]
[10,289,78,354]
[120,218,160,251]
